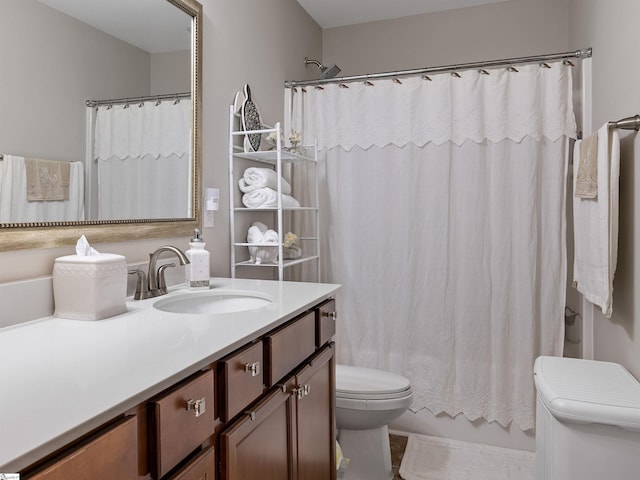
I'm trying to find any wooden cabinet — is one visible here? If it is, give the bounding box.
[19,297,336,480]
[220,384,297,480]
[168,447,215,480]
[220,343,335,480]
[218,340,265,422]
[149,369,216,479]
[25,416,138,480]
[316,299,337,348]
[295,346,336,480]
[265,311,316,387]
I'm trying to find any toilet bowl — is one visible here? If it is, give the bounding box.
[336,364,413,480]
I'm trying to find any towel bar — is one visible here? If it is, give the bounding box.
[608,115,640,131]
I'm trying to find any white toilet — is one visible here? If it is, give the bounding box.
[336,364,413,480]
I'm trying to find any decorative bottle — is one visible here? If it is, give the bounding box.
[185,229,210,290]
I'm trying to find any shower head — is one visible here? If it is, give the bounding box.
[320,64,341,79]
[304,57,342,79]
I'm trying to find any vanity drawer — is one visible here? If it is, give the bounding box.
[218,340,265,422]
[265,311,316,387]
[27,416,137,480]
[149,369,215,479]
[316,299,337,347]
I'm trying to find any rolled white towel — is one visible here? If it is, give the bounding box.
[239,167,291,195]
[242,187,300,208]
[247,221,279,264]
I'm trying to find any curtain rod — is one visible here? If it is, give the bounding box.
[285,48,592,88]
[86,92,191,108]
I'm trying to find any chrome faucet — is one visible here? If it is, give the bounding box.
[128,245,190,300]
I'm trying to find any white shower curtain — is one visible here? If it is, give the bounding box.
[290,63,576,430]
[94,99,191,220]
[0,155,84,222]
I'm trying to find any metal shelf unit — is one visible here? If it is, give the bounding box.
[228,105,320,281]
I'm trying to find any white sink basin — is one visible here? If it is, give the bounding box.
[153,290,272,315]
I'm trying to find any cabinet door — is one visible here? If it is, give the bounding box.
[220,384,296,480]
[295,345,336,480]
[168,447,215,480]
[26,416,137,480]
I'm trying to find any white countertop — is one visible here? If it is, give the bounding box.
[0,277,340,471]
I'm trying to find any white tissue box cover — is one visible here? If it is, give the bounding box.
[53,253,127,320]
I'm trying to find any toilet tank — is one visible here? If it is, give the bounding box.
[534,356,640,480]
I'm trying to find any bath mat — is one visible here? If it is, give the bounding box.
[399,434,534,480]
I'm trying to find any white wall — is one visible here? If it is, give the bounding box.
[569,0,640,378]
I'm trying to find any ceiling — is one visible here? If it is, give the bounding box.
[36,0,191,53]
[296,0,511,28]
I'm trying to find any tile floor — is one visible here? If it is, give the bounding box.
[390,434,408,480]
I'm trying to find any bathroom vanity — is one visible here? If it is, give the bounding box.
[0,278,340,480]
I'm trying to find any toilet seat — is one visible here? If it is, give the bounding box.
[336,365,412,400]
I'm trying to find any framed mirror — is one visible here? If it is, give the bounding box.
[0,0,202,251]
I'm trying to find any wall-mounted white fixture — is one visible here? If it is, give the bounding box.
[203,187,219,228]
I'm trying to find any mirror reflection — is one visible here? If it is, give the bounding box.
[0,0,194,224]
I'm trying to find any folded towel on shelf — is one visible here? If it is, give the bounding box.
[25,158,71,201]
[247,221,279,264]
[573,123,620,318]
[575,130,598,198]
[239,167,291,195]
[242,187,300,208]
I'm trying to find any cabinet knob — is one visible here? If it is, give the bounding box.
[244,362,261,377]
[322,311,337,320]
[293,384,311,400]
[186,398,206,417]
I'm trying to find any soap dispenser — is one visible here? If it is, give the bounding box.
[185,229,210,290]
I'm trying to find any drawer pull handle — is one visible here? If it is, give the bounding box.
[186,398,206,417]
[322,311,337,320]
[244,362,261,377]
[293,384,311,400]
[245,410,256,421]
[293,387,305,400]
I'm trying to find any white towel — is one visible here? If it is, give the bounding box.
[238,167,291,195]
[572,123,620,318]
[242,187,300,208]
[247,221,279,264]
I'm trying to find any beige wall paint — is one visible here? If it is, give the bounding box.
[0,0,322,284]
[150,50,191,94]
[0,0,150,163]
[569,0,640,376]
[322,0,570,76]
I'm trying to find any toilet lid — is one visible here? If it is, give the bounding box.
[336,365,412,399]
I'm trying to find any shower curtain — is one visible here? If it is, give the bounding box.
[93,99,191,220]
[0,155,84,222]
[289,62,576,430]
